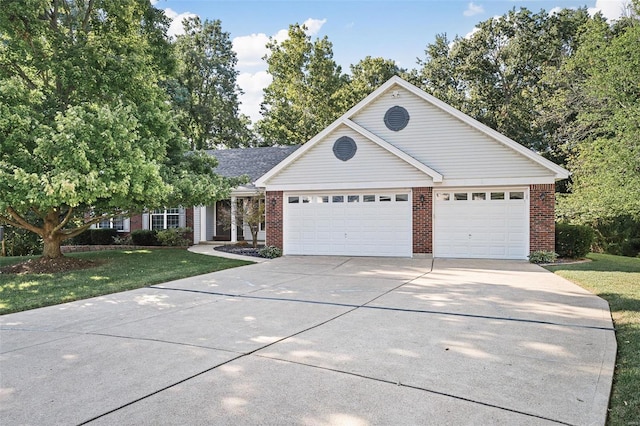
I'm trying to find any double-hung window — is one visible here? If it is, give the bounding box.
[151,208,181,230]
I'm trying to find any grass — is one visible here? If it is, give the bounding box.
[545,253,640,425]
[0,249,252,315]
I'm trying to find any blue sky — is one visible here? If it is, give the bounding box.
[152,0,629,122]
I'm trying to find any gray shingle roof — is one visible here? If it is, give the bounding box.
[206,146,300,182]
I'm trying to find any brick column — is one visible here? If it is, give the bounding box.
[265,191,284,249]
[412,187,433,254]
[530,184,555,253]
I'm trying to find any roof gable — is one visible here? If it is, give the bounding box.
[257,76,569,188]
[261,123,435,190]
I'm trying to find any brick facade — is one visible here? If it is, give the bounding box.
[129,214,143,232]
[529,184,556,253]
[412,187,433,254]
[265,191,284,249]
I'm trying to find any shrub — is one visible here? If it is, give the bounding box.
[70,230,92,245]
[156,228,191,247]
[555,223,594,258]
[621,238,640,258]
[259,245,282,259]
[528,251,558,264]
[130,229,159,246]
[90,228,118,245]
[113,234,133,245]
[1,225,42,256]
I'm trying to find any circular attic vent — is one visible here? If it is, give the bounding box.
[384,106,410,131]
[333,136,357,161]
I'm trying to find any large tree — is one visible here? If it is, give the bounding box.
[172,17,254,149]
[337,56,404,111]
[256,24,347,145]
[556,12,640,224]
[413,7,593,155]
[0,0,235,259]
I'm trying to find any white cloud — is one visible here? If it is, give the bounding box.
[233,33,271,69]
[463,2,485,17]
[164,8,198,39]
[548,6,565,16]
[237,71,272,123]
[588,0,630,21]
[464,26,481,39]
[302,18,327,35]
[232,18,327,123]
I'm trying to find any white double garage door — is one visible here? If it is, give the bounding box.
[283,188,529,259]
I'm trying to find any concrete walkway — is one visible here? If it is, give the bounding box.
[0,256,615,425]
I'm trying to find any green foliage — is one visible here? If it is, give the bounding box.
[71,230,93,246]
[0,0,234,258]
[130,230,159,246]
[90,229,118,245]
[413,8,593,155]
[528,251,558,264]
[258,245,282,259]
[555,223,594,258]
[1,225,42,257]
[156,227,191,247]
[0,249,252,314]
[172,17,254,149]
[337,56,404,110]
[257,24,348,145]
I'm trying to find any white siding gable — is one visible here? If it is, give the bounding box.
[351,86,554,184]
[267,125,432,190]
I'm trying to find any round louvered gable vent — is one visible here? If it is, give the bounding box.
[333,136,357,161]
[384,106,410,131]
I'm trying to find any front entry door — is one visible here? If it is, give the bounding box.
[215,200,243,240]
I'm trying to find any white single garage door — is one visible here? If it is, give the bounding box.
[434,188,529,259]
[284,191,412,257]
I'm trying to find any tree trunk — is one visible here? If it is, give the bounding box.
[42,211,64,259]
[42,236,64,258]
[251,229,258,248]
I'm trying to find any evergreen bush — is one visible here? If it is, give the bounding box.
[130,229,159,246]
[555,223,594,258]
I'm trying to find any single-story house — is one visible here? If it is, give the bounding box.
[108,146,298,243]
[111,76,568,259]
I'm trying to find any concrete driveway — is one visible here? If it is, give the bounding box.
[0,256,615,425]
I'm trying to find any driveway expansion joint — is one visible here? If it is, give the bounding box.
[252,354,575,426]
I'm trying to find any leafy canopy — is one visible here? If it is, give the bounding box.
[0,0,236,257]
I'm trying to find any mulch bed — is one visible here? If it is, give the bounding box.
[0,257,97,275]
[214,245,264,258]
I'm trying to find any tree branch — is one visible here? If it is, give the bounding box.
[5,207,43,235]
[82,0,94,32]
[53,206,74,233]
[9,63,38,90]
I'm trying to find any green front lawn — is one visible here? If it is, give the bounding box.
[0,249,252,315]
[545,253,640,424]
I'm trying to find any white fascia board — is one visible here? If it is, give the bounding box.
[264,180,432,192]
[343,119,443,182]
[389,78,570,180]
[437,176,557,187]
[255,120,345,187]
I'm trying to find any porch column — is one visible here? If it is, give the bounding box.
[231,195,237,242]
[200,206,208,243]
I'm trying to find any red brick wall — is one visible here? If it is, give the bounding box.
[129,214,143,232]
[412,187,433,254]
[265,191,284,249]
[530,184,556,253]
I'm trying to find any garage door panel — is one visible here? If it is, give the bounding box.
[435,189,528,260]
[284,191,411,257]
